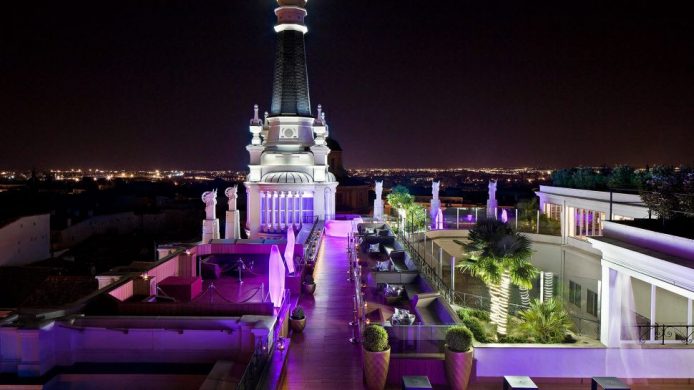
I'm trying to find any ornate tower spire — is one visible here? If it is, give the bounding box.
[270,0,311,117]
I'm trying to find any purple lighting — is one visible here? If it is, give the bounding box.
[436,208,444,229]
[284,229,295,274]
[501,209,508,223]
[268,245,285,308]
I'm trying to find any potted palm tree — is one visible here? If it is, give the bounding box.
[445,325,474,390]
[457,219,538,335]
[302,274,316,295]
[362,324,390,390]
[289,306,306,333]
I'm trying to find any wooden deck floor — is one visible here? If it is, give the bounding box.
[282,235,364,389]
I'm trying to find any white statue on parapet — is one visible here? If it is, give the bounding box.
[375,181,383,200]
[201,190,221,242]
[373,180,384,221]
[202,190,218,220]
[224,186,241,240]
[430,180,441,228]
[486,180,498,219]
[225,186,238,211]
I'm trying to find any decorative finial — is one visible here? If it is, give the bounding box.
[315,104,325,126]
[250,104,262,126]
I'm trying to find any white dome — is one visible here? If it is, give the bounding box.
[261,172,313,183]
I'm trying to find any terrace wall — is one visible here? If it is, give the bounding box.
[0,316,273,377]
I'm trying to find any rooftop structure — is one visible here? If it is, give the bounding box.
[244,0,338,239]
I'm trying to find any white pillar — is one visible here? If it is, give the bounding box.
[299,192,304,224]
[265,191,271,231]
[294,193,300,226]
[650,284,657,341]
[578,208,584,236]
[601,265,622,347]
[688,299,693,327]
[247,186,261,238]
[591,210,597,236]
[272,191,277,229]
[259,191,265,226]
[279,191,286,228]
[287,191,293,226]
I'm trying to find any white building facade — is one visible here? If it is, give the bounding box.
[535,185,694,348]
[244,0,337,239]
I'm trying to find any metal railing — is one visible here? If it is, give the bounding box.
[637,324,694,345]
[237,337,270,390]
[399,229,454,303]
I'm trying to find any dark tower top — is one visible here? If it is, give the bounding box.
[270,2,311,117]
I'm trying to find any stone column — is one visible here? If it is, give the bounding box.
[279,191,286,228]
[295,192,300,226]
[600,265,622,347]
[272,191,278,229]
[266,191,272,231]
[286,191,293,226]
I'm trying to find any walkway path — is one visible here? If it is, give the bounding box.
[283,236,364,389]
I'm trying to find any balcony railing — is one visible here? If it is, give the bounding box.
[637,324,694,345]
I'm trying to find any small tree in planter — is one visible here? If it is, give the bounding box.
[302,274,316,295]
[362,324,390,390]
[445,325,474,390]
[289,306,306,333]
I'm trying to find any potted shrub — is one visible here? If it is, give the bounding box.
[289,305,306,333]
[362,324,390,390]
[444,325,474,390]
[302,274,316,295]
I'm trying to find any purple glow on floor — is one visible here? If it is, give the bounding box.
[284,228,295,274]
[324,219,353,237]
[268,245,285,307]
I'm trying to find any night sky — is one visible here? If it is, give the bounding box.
[1,0,692,170]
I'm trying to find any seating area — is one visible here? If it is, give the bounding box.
[409,292,460,325]
[358,223,420,285]
[356,223,459,328]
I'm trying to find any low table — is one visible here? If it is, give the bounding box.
[591,377,630,390]
[402,375,432,390]
[158,276,202,302]
[504,375,538,389]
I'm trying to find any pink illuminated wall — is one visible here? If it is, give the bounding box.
[324,219,354,237]
[268,245,285,307]
[284,229,295,274]
[108,280,134,302]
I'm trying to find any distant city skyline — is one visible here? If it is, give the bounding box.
[1,1,692,170]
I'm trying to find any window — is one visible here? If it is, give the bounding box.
[569,281,581,308]
[587,289,598,317]
[544,203,562,221]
